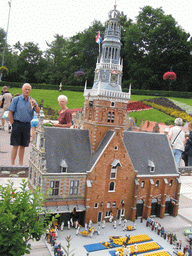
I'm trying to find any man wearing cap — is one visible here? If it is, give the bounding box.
[0,86,12,130]
[8,83,40,165]
[168,118,185,167]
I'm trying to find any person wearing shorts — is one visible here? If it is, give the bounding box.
[30,111,39,142]
[0,86,12,130]
[8,83,40,165]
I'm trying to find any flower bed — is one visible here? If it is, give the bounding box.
[110,234,151,246]
[127,101,153,112]
[115,241,160,255]
[142,100,192,122]
[170,99,192,116]
[142,98,184,112]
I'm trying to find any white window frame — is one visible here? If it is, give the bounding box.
[109,181,115,192]
[110,167,117,179]
[69,180,79,195]
[107,202,111,208]
[121,208,125,216]
[50,181,59,196]
[94,202,99,208]
[105,211,111,218]
[141,181,145,188]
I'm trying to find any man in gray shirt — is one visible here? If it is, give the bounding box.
[0,86,12,130]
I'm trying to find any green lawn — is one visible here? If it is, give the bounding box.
[0,87,84,111]
[1,86,190,125]
[129,109,175,126]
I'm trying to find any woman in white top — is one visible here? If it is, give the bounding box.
[168,118,185,167]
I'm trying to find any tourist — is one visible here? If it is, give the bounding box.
[30,110,39,142]
[168,118,185,167]
[0,86,12,131]
[8,83,40,165]
[184,122,192,166]
[53,95,72,128]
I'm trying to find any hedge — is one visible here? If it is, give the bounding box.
[0,81,87,92]
[1,81,192,98]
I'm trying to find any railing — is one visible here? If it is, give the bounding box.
[95,63,122,71]
[84,88,130,100]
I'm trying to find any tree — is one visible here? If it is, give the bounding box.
[122,6,192,91]
[0,28,6,54]
[66,20,105,87]
[0,179,54,256]
[45,34,68,85]
[17,42,45,83]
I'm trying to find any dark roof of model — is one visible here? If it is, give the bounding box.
[123,131,178,175]
[89,130,115,171]
[44,127,91,173]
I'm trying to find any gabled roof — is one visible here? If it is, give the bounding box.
[88,130,115,172]
[123,131,178,176]
[44,127,91,173]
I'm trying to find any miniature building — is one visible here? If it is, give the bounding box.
[29,5,180,226]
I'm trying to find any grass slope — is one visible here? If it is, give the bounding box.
[1,86,190,125]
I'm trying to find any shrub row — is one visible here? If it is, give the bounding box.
[0,81,87,92]
[1,81,192,98]
[129,89,192,98]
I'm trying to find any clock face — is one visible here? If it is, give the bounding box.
[110,73,118,86]
[102,74,107,80]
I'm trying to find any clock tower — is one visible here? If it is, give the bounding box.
[83,4,131,152]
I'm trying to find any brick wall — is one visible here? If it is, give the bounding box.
[85,131,136,223]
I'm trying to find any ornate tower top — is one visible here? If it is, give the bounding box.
[84,4,130,103]
[108,4,121,20]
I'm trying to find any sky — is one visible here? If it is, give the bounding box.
[1,0,192,52]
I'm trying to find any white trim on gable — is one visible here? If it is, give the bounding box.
[88,131,116,173]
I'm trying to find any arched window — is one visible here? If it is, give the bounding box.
[109,181,115,191]
[155,180,159,187]
[114,23,116,30]
[112,48,114,59]
[169,180,173,186]
[109,47,111,58]
[141,181,145,188]
[111,112,115,123]
[115,48,118,59]
[105,47,108,58]
[107,202,111,208]
[108,112,111,122]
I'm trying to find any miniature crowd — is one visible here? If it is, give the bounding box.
[44,216,192,256]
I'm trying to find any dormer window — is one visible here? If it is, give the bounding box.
[111,159,121,168]
[110,167,117,179]
[148,160,155,173]
[60,159,68,173]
